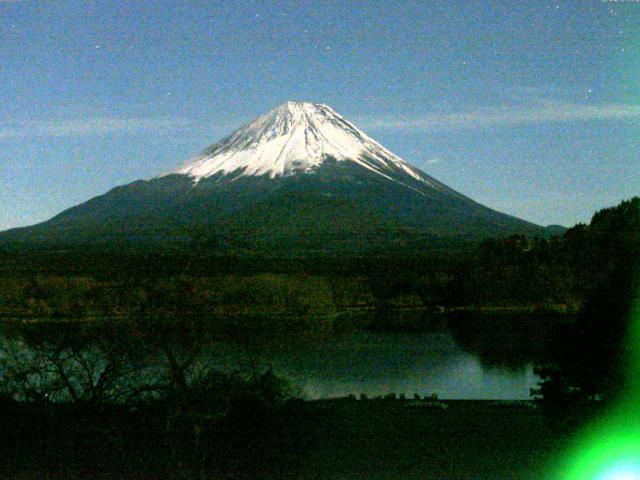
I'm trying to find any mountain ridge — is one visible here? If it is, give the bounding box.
[0,101,555,256]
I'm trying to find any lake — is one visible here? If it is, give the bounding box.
[216,330,540,400]
[0,312,555,401]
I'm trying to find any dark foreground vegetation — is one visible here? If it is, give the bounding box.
[531,198,640,424]
[0,318,316,479]
[298,398,569,480]
[0,197,637,478]
[0,323,568,479]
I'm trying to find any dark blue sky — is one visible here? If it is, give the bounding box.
[1,0,639,229]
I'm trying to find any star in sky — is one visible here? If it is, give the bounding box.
[2,0,638,231]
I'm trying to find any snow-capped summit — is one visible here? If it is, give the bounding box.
[0,101,547,253]
[173,101,438,189]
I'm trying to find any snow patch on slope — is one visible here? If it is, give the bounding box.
[173,101,441,190]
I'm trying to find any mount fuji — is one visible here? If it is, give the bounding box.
[0,102,550,255]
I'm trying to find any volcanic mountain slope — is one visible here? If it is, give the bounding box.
[1,101,549,255]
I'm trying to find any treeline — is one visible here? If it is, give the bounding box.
[0,275,339,321]
[529,197,640,421]
[0,241,469,277]
[447,235,577,309]
[2,199,638,323]
[448,197,640,310]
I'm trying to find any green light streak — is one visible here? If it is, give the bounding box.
[555,296,640,479]
[550,3,640,474]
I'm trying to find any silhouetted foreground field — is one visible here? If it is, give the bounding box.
[297,399,570,480]
[0,397,572,479]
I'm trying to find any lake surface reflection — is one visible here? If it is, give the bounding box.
[1,312,551,401]
[219,332,540,400]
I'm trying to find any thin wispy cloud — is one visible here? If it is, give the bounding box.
[3,99,639,141]
[0,115,191,140]
[358,100,640,133]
